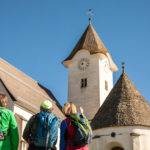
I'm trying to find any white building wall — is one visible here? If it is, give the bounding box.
[68,50,100,120]
[99,58,113,106]
[68,50,113,120]
[14,105,33,120]
[89,126,150,150]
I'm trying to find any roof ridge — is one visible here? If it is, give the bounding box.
[86,24,100,51]
[88,24,105,51]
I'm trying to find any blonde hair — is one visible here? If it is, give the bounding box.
[62,102,77,116]
[0,93,8,107]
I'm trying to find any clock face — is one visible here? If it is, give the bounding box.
[78,58,90,70]
[103,60,109,72]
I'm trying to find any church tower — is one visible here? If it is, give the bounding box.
[62,22,118,120]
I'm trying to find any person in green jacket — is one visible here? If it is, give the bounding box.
[0,93,19,150]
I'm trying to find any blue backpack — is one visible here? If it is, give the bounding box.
[31,112,60,148]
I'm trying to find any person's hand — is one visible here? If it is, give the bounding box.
[79,107,84,114]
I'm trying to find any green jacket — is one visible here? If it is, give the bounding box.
[0,106,19,150]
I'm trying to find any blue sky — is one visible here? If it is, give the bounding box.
[0,0,150,106]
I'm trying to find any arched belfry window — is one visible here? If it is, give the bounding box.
[111,147,124,150]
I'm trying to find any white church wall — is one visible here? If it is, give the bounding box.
[14,104,33,120]
[89,126,150,150]
[131,128,150,150]
[99,58,113,106]
[14,105,34,150]
[67,50,113,120]
[68,50,101,120]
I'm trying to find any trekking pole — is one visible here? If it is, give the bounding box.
[45,130,50,150]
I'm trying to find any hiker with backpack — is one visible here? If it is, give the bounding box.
[0,93,19,150]
[60,102,92,150]
[23,100,60,150]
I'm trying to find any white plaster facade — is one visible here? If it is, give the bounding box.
[67,49,113,120]
[14,105,33,150]
[89,126,150,150]
[14,105,33,120]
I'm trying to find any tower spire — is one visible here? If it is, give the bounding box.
[122,62,125,73]
[88,9,92,24]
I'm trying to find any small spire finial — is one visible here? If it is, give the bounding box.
[122,62,125,73]
[88,9,92,24]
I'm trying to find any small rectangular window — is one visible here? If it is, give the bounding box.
[81,78,87,88]
[105,80,108,91]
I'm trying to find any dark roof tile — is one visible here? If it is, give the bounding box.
[63,24,108,62]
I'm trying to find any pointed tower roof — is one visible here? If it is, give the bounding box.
[64,24,108,61]
[62,24,118,71]
[91,72,150,130]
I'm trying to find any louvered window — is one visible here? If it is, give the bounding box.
[81,78,87,88]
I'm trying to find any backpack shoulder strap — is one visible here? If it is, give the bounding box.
[47,113,55,122]
[65,117,76,139]
[65,118,71,127]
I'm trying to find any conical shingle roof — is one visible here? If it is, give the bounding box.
[62,24,118,72]
[63,24,108,61]
[91,72,150,130]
